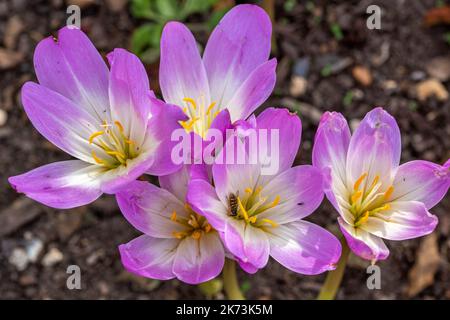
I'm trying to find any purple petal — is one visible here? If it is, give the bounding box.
[226,59,277,121]
[116,180,189,238]
[224,219,270,269]
[391,160,450,209]
[237,258,259,274]
[268,221,342,275]
[34,27,110,121]
[186,179,228,232]
[346,107,401,190]
[159,22,210,108]
[338,218,389,261]
[20,82,101,163]
[173,232,225,284]
[119,235,178,280]
[257,165,325,224]
[203,4,271,108]
[256,107,302,180]
[212,136,261,205]
[363,201,438,240]
[159,165,191,202]
[107,48,151,146]
[312,112,351,213]
[9,160,102,209]
[144,98,188,176]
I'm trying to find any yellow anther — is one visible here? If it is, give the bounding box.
[237,197,249,221]
[125,139,134,145]
[351,191,363,204]
[172,231,186,239]
[204,224,212,233]
[91,151,104,165]
[183,97,197,110]
[180,117,199,131]
[261,218,278,228]
[271,195,280,207]
[184,203,191,210]
[191,230,202,240]
[206,102,216,115]
[354,211,369,227]
[170,210,177,222]
[114,121,124,133]
[370,175,380,188]
[353,173,368,191]
[213,111,220,118]
[255,186,263,195]
[248,216,257,224]
[384,186,394,200]
[245,188,253,194]
[88,131,104,144]
[188,215,200,228]
[182,107,188,113]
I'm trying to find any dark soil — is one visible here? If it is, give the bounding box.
[0,0,449,299]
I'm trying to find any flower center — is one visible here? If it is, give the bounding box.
[349,172,394,227]
[227,187,280,229]
[171,204,213,240]
[179,96,220,139]
[88,120,136,168]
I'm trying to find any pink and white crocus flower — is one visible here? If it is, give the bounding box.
[159,4,276,139]
[8,27,185,209]
[117,166,224,284]
[187,108,342,274]
[313,107,449,261]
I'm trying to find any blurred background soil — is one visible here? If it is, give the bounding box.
[0,0,449,299]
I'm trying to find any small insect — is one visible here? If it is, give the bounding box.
[227,192,239,217]
[297,202,304,206]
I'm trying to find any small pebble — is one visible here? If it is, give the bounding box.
[9,248,29,271]
[352,65,373,86]
[0,109,7,127]
[289,76,308,97]
[42,247,64,267]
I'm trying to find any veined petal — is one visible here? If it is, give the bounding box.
[256,107,302,183]
[21,82,102,164]
[144,98,188,176]
[257,165,325,224]
[212,136,261,206]
[346,107,401,190]
[159,22,210,109]
[187,179,228,232]
[119,235,178,280]
[9,160,103,209]
[159,165,191,203]
[116,180,188,238]
[203,4,271,108]
[224,219,270,269]
[34,27,110,121]
[268,221,342,275]
[362,201,438,240]
[226,59,277,122]
[173,232,225,284]
[107,48,151,147]
[391,160,450,209]
[338,218,389,261]
[313,112,351,212]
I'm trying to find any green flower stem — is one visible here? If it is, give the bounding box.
[222,258,245,300]
[317,237,351,300]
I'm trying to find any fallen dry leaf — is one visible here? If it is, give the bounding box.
[406,233,441,297]
[416,78,449,102]
[4,16,24,49]
[424,5,450,27]
[0,48,24,70]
